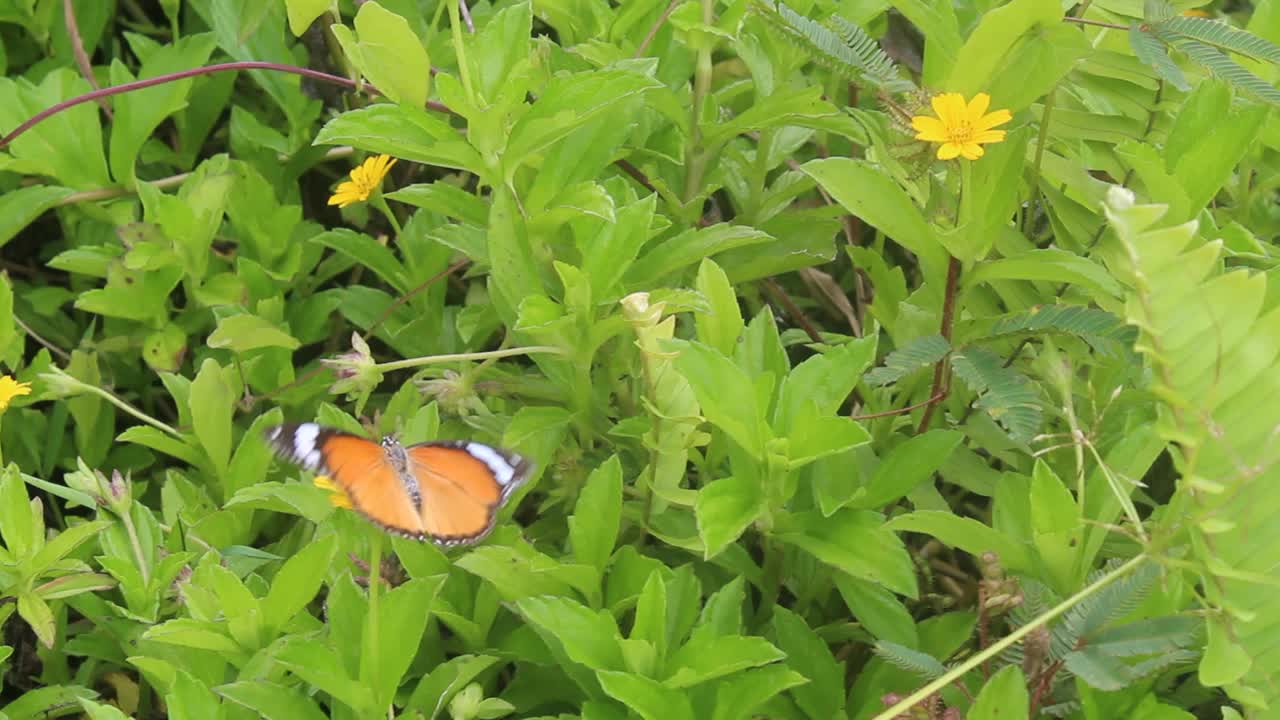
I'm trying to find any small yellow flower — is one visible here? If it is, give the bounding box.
[314,475,353,509]
[0,376,32,412]
[328,154,397,208]
[911,92,1012,161]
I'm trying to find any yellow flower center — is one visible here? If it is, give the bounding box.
[944,121,977,145]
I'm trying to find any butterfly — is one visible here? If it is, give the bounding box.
[264,422,532,546]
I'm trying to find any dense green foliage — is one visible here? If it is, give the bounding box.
[1,0,1279,718]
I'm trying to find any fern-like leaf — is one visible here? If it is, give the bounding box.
[983,305,1137,359]
[1142,0,1176,22]
[1129,25,1191,91]
[751,0,914,93]
[949,348,1042,442]
[1102,185,1280,710]
[872,641,947,679]
[1059,561,1160,643]
[1155,16,1280,65]
[1158,34,1280,106]
[864,334,950,386]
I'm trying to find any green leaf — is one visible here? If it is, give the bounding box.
[285,0,330,35]
[696,475,764,559]
[277,637,373,714]
[887,510,1034,573]
[504,69,661,176]
[144,618,239,654]
[668,339,769,457]
[0,70,112,188]
[217,681,328,720]
[262,535,335,633]
[627,224,774,289]
[865,335,951,387]
[331,1,430,108]
[314,104,483,174]
[694,259,744,358]
[773,337,877,435]
[950,348,1042,442]
[665,634,785,688]
[16,593,54,648]
[834,574,918,647]
[1129,25,1190,90]
[190,359,234,478]
[779,510,917,597]
[771,607,845,719]
[516,596,624,671]
[406,655,502,720]
[1157,15,1280,64]
[207,314,301,353]
[945,0,1062,103]
[597,671,694,720]
[108,34,217,186]
[968,665,1029,719]
[709,665,809,720]
[800,157,947,283]
[312,228,409,294]
[966,248,1123,300]
[0,466,35,557]
[370,576,445,707]
[1200,618,1251,687]
[166,670,220,720]
[386,182,489,225]
[852,430,962,510]
[751,2,910,91]
[29,519,110,575]
[0,185,73,249]
[786,413,872,468]
[569,455,623,576]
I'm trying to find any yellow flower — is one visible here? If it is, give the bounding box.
[314,475,353,509]
[911,92,1012,161]
[0,376,32,412]
[328,154,397,208]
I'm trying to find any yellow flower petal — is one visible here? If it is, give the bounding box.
[0,376,32,412]
[975,108,1013,131]
[966,92,991,121]
[912,116,948,142]
[913,91,1011,162]
[327,154,398,208]
[313,475,354,509]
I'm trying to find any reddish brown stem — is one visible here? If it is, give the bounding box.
[1028,658,1065,716]
[761,277,823,344]
[0,61,450,149]
[63,0,111,118]
[915,256,961,433]
[850,391,946,421]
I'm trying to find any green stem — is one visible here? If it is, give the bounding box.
[682,0,715,207]
[871,554,1150,720]
[361,530,384,692]
[1024,86,1056,235]
[46,370,181,438]
[120,509,151,586]
[373,346,566,373]
[447,0,475,100]
[372,194,402,237]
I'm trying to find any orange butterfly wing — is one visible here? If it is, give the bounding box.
[317,434,427,536]
[266,424,531,544]
[405,444,525,544]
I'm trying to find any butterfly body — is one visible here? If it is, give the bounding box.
[265,423,531,545]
